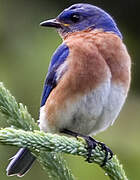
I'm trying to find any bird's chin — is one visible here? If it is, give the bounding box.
[57,28,71,39]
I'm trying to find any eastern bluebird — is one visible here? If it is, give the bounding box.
[7,3,131,177]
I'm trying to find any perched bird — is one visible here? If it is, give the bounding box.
[6,3,131,177]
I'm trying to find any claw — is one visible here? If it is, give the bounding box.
[98,142,113,166]
[83,136,97,163]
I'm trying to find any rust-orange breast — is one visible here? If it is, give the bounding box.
[44,30,131,128]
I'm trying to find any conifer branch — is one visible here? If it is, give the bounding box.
[0,82,74,180]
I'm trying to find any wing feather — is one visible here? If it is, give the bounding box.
[40,43,69,107]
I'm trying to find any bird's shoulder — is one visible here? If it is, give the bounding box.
[63,29,131,89]
[64,29,122,50]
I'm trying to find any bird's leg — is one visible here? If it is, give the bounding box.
[60,129,113,166]
[60,129,79,138]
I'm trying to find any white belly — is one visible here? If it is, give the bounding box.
[56,80,127,135]
[39,79,127,135]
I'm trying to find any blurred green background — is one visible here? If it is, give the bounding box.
[0,0,139,179]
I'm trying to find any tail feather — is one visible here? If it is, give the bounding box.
[6,148,36,177]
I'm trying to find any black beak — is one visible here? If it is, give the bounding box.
[40,19,62,28]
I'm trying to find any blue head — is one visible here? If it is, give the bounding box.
[40,3,122,39]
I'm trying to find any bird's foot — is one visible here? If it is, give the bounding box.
[60,129,113,166]
[83,136,97,163]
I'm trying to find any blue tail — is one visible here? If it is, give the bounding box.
[6,148,36,177]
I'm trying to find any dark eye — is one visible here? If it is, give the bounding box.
[70,14,80,23]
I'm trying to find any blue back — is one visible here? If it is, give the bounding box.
[40,43,69,107]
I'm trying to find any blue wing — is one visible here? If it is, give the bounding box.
[40,43,69,107]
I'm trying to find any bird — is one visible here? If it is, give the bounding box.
[6,3,131,177]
